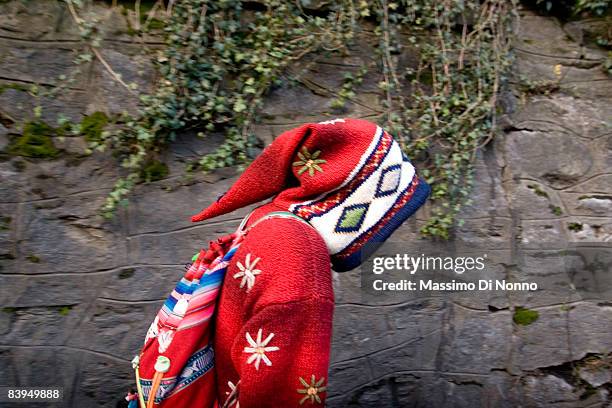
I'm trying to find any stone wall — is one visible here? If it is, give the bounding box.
[0,2,611,407]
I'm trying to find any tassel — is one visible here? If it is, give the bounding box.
[146,356,171,408]
[131,355,146,408]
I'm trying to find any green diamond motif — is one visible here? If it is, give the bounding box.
[335,203,370,233]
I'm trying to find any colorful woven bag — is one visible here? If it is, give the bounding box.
[130,211,311,408]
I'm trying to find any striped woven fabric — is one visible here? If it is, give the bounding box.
[154,245,240,334]
[136,230,245,407]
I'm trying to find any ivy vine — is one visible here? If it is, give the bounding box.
[78,0,355,216]
[375,0,516,238]
[57,0,522,238]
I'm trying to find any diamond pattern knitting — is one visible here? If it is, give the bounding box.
[335,203,370,233]
[374,164,401,198]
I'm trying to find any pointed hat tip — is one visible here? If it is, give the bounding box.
[190,213,205,223]
[189,121,316,223]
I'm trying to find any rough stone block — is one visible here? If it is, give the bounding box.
[126,176,252,236]
[510,307,571,372]
[8,347,77,408]
[327,357,372,396]
[1,304,85,346]
[455,217,513,250]
[565,218,612,243]
[521,374,583,408]
[0,347,17,387]
[1,272,103,308]
[126,220,241,265]
[67,300,159,357]
[439,308,512,374]
[459,151,511,219]
[367,331,440,378]
[564,174,612,194]
[18,193,127,274]
[510,96,611,141]
[519,220,566,250]
[569,302,612,359]
[510,179,564,219]
[72,351,134,407]
[331,299,445,363]
[509,250,583,307]
[505,130,592,189]
[98,266,183,302]
[561,192,612,217]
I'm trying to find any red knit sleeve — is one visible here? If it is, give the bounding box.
[231,298,334,407]
[224,217,334,407]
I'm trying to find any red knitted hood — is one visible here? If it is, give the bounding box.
[191,118,430,271]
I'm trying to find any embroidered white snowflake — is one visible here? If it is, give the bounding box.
[318,118,345,125]
[233,253,262,291]
[243,328,279,370]
[225,381,239,408]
